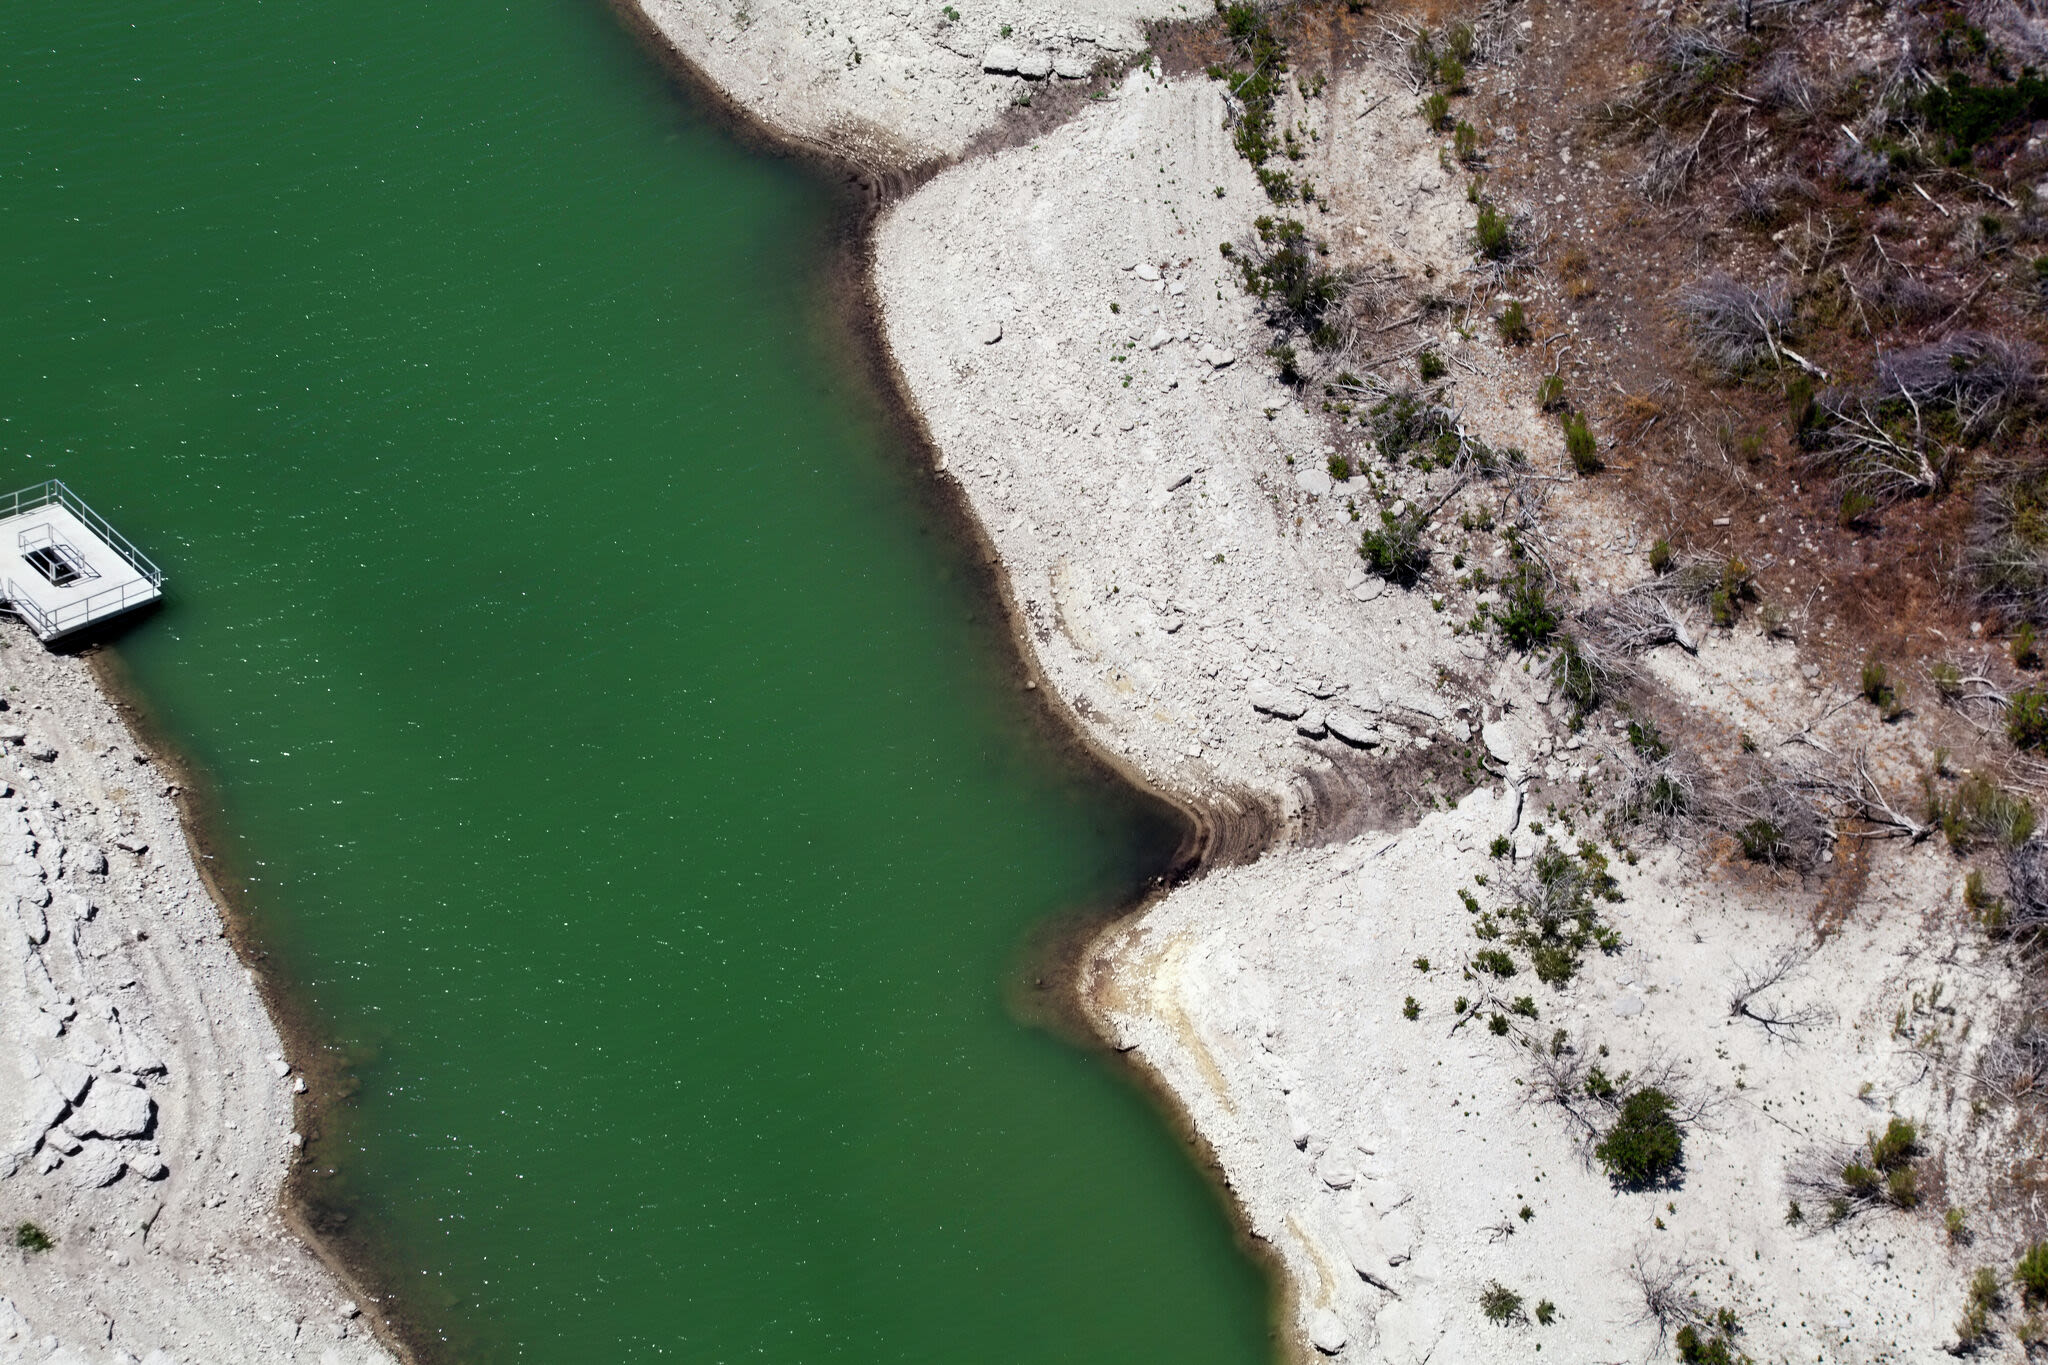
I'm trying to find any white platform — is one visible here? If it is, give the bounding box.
[0,483,163,642]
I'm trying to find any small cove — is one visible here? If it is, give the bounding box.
[1,0,1272,1360]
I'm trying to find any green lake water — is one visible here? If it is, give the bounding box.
[1,2,1271,1360]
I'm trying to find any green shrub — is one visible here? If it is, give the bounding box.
[1562,412,1600,475]
[1534,1298,1555,1325]
[1961,1266,2002,1347]
[1488,1012,1510,1034]
[1444,20,1474,62]
[12,1222,52,1253]
[1233,216,1342,344]
[1496,299,1531,345]
[1474,202,1514,259]
[1418,349,1448,382]
[1536,373,1566,410]
[1511,995,1538,1018]
[1648,537,1674,573]
[1437,56,1467,91]
[1474,948,1516,976]
[1359,505,1432,585]
[2018,1241,2048,1304]
[1593,1087,1684,1188]
[1489,834,1511,858]
[2010,686,2048,750]
[1403,995,1421,1020]
[1421,91,1451,129]
[1736,818,1787,863]
[1675,1317,1740,1365]
[1453,119,1480,164]
[1495,569,1558,649]
[1552,634,1602,722]
[1479,1280,1524,1323]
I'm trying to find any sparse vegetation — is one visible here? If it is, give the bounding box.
[1479,1280,1525,1324]
[1359,503,1432,585]
[1563,412,1600,475]
[13,1222,52,1253]
[1594,1086,1685,1188]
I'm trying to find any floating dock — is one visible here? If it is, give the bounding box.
[0,481,164,643]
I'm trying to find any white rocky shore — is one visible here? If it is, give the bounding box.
[0,639,396,1365]
[647,4,2031,1361]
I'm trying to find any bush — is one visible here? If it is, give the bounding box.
[1594,1087,1684,1188]
[1675,1316,1742,1365]
[1537,373,1566,410]
[1552,634,1603,722]
[1534,1298,1556,1326]
[12,1222,52,1253]
[1233,216,1343,345]
[1474,948,1516,976]
[1475,203,1515,259]
[1649,537,1674,573]
[1418,349,1448,382]
[1453,119,1481,164]
[1479,1281,1525,1323]
[1496,569,1558,649]
[1496,299,1531,345]
[1360,505,1432,585]
[2019,1241,2048,1304]
[1960,1265,2001,1347]
[1422,91,1450,129]
[1403,995,1421,1020]
[2011,686,2048,750]
[1563,412,1600,475]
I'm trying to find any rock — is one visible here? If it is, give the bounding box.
[1248,684,1310,720]
[1014,50,1052,78]
[1135,263,1161,282]
[14,895,46,945]
[339,1301,361,1319]
[69,1140,124,1189]
[1444,720,1472,743]
[1480,720,1516,764]
[114,837,147,855]
[976,319,1003,345]
[25,745,55,763]
[980,43,1024,73]
[1324,711,1379,748]
[0,726,24,744]
[79,845,107,876]
[1285,1099,1313,1148]
[1352,579,1384,602]
[1318,1150,1358,1188]
[1295,468,1333,496]
[73,1079,154,1140]
[43,1125,82,1156]
[1051,50,1094,79]
[1307,1308,1348,1354]
[1295,711,1327,738]
[1614,996,1646,1018]
[49,1060,93,1105]
[1197,345,1235,368]
[272,1058,292,1079]
[1146,327,1171,349]
[125,1151,168,1181]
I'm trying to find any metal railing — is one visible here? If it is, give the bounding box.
[0,480,163,588]
[4,576,162,639]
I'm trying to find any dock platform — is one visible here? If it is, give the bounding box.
[0,481,164,643]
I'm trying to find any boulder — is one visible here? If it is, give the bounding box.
[1307,1308,1348,1354]
[976,319,1003,345]
[1135,263,1161,282]
[78,846,107,876]
[1480,720,1516,764]
[1352,579,1385,602]
[1295,468,1333,496]
[121,1150,165,1180]
[1146,327,1171,349]
[1014,50,1052,78]
[1248,684,1309,720]
[1197,345,1236,368]
[980,43,1024,73]
[25,745,56,763]
[73,1079,154,1140]
[14,895,46,945]
[1051,50,1094,79]
[68,1140,124,1189]
[1324,711,1379,747]
[1295,711,1327,738]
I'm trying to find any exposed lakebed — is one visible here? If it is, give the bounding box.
[1,0,1269,1359]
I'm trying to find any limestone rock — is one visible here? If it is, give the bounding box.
[1295,711,1327,738]
[1051,50,1094,79]
[1480,720,1516,764]
[980,43,1024,73]
[1014,50,1052,78]
[69,1140,124,1188]
[1307,1308,1348,1354]
[976,318,1003,345]
[74,1079,154,1140]
[1294,468,1332,497]
[1248,684,1309,720]
[1135,263,1161,282]
[79,845,107,876]
[125,1151,168,1181]
[1324,711,1379,747]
